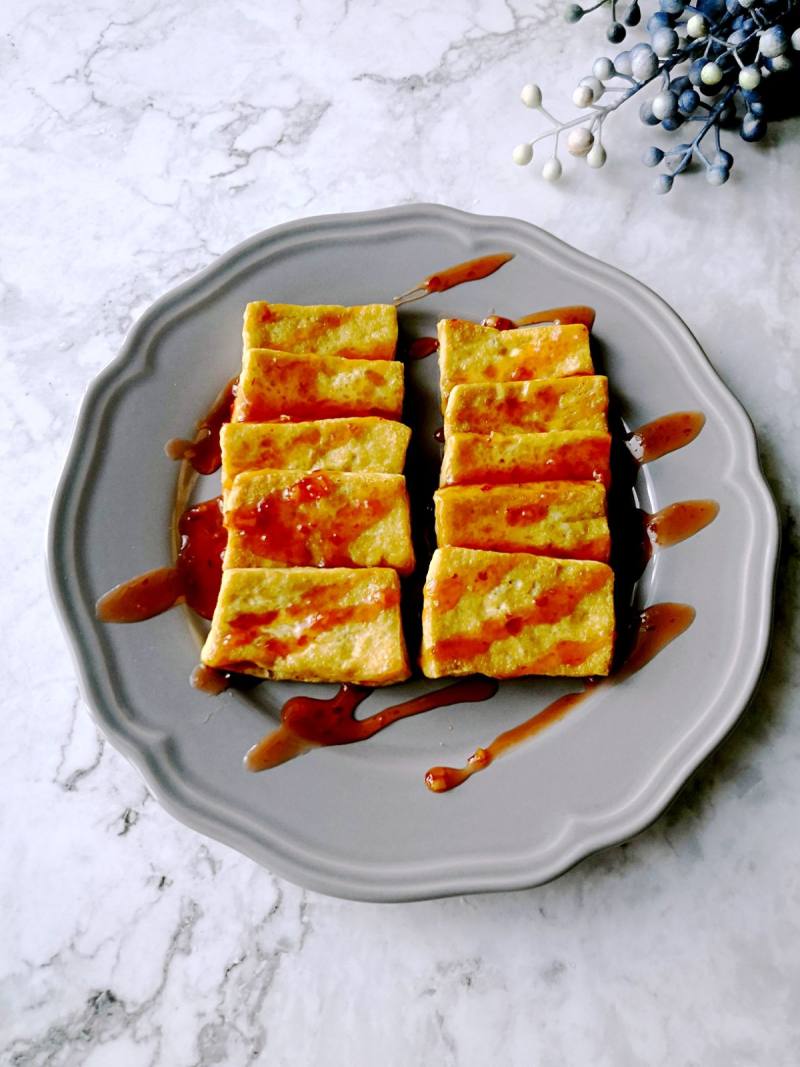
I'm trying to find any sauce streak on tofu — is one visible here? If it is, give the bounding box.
[96,497,226,623]
[625,411,705,464]
[164,377,238,475]
[218,583,401,663]
[425,602,696,792]
[228,471,396,568]
[483,306,596,332]
[245,677,499,772]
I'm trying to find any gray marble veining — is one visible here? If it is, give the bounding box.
[2,0,799,1063]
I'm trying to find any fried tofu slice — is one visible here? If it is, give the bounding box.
[202,567,410,685]
[243,302,397,360]
[232,350,404,423]
[440,431,611,487]
[438,319,593,410]
[223,469,415,574]
[420,547,614,679]
[220,418,411,490]
[444,377,608,436]
[434,482,610,562]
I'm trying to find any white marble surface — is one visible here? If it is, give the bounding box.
[3,0,800,1062]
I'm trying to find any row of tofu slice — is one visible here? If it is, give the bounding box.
[202,302,415,685]
[420,318,616,680]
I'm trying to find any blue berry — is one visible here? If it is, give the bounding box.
[671,75,690,95]
[624,2,642,26]
[707,165,730,185]
[715,149,734,169]
[643,145,665,166]
[748,99,767,119]
[725,0,741,14]
[631,42,659,81]
[696,0,726,13]
[607,20,626,42]
[655,173,674,194]
[678,89,700,113]
[652,27,679,56]
[740,112,766,141]
[614,49,633,76]
[661,114,684,130]
[646,11,672,31]
[689,58,707,85]
[659,0,684,13]
[564,3,584,21]
[760,25,788,57]
[639,99,660,125]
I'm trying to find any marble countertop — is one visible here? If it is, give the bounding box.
[3,0,799,1063]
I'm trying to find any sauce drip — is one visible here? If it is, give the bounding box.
[394,253,514,306]
[644,499,719,549]
[483,306,596,332]
[245,677,499,772]
[191,663,233,695]
[626,411,705,464]
[164,376,238,475]
[425,602,696,792]
[407,337,439,361]
[96,497,226,623]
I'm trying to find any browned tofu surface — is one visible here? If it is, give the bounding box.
[220,418,411,490]
[232,349,404,423]
[243,302,397,360]
[202,567,411,685]
[438,319,594,410]
[420,547,615,679]
[434,482,610,561]
[440,431,611,487]
[223,469,415,573]
[444,377,608,435]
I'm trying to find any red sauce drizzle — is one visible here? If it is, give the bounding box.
[407,337,439,361]
[394,253,514,305]
[644,499,719,549]
[482,306,596,332]
[164,376,238,475]
[245,677,499,772]
[96,497,226,624]
[425,602,696,792]
[626,412,705,464]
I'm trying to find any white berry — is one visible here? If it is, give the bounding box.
[738,65,761,90]
[572,84,594,108]
[792,27,800,51]
[700,62,723,85]
[586,142,607,168]
[542,158,562,182]
[521,83,542,108]
[512,142,534,166]
[592,57,615,81]
[567,127,594,156]
[686,13,708,37]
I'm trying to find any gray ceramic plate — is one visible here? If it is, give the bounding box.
[49,205,778,901]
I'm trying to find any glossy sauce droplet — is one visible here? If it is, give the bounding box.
[407,337,439,361]
[244,677,499,773]
[424,603,696,793]
[626,412,705,464]
[95,566,184,623]
[644,499,719,548]
[165,376,238,475]
[96,497,226,624]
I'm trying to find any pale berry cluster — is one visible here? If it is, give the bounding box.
[513,0,800,191]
